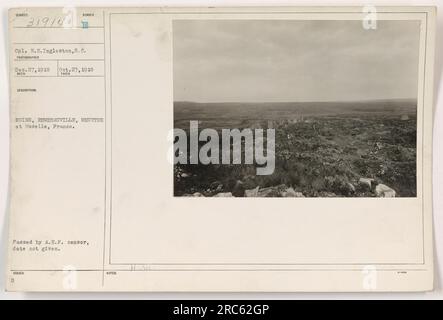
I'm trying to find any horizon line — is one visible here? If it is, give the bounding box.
[174,97,417,104]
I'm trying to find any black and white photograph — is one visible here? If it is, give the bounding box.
[2,5,439,295]
[173,19,420,198]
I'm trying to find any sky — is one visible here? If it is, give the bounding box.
[173,19,421,103]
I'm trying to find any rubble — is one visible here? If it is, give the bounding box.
[232,180,246,197]
[257,184,286,197]
[281,187,304,197]
[245,186,259,197]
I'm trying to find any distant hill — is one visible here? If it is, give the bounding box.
[174,99,417,121]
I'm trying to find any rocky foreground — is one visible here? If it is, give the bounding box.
[182,177,397,198]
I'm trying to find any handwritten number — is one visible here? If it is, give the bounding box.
[26,17,34,27]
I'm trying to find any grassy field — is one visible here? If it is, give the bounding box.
[173,100,417,197]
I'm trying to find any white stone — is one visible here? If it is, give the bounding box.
[375,184,396,197]
[213,192,233,197]
[245,187,259,197]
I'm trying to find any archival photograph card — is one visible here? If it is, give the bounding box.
[6,6,436,291]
